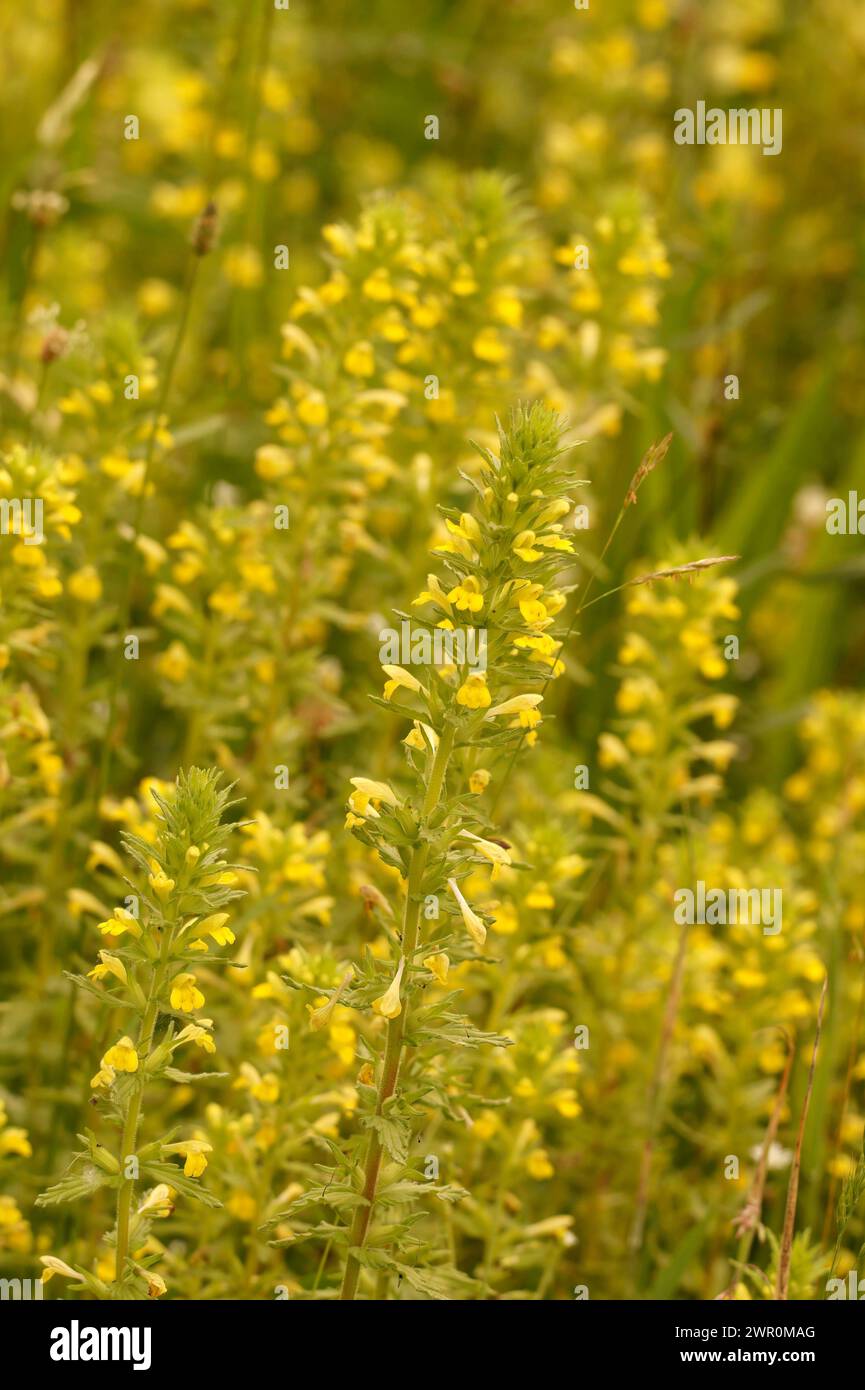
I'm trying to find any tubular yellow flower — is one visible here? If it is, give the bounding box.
[447,878,488,949]
[308,968,354,1030]
[196,912,235,945]
[371,958,405,1020]
[485,693,543,720]
[137,1184,175,1218]
[381,664,425,701]
[459,830,513,868]
[40,1256,82,1285]
[163,1139,212,1178]
[349,777,399,807]
[88,951,128,985]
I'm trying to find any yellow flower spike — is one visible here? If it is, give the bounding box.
[423,952,450,985]
[447,878,489,949]
[102,1036,139,1073]
[456,673,492,709]
[371,958,405,1020]
[170,973,205,1012]
[148,870,175,902]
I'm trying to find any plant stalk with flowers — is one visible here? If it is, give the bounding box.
[271,404,584,1299]
[36,768,245,1300]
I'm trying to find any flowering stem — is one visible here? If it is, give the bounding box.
[114,922,172,1282]
[339,722,455,1300]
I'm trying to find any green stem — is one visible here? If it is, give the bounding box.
[113,929,172,1284]
[339,722,455,1300]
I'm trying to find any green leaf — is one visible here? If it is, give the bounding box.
[140,1162,223,1208]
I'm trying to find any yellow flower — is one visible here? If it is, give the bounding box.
[469,768,491,794]
[456,673,491,709]
[68,566,102,602]
[255,444,293,479]
[88,951,128,986]
[472,326,509,363]
[140,1269,168,1298]
[163,1139,212,1178]
[372,958,405,1020]
[196,912,235,946]
[526,1149,555,1180]
[486,693,543,720]
[155,641,191,683]
[381,664,424,701]
[423,952,450,985]
[149,870,175,902]
[137,1184,175,1218]
[170,973,205,1012]
[447,576,484,613]
[40,1256,82,1285]
[224,244,264,288]
[447,878,488,949]
[349,777,398,807]
[525,882,555,910]
[102,1036,139,1073]
[519,597,548,626]
[228,1191,258,1222]
[177,1024,216,1054]
[459,830,512,868]
[343,340,375,377]
[0,1127,31,1158]
[308,968,354,1030]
